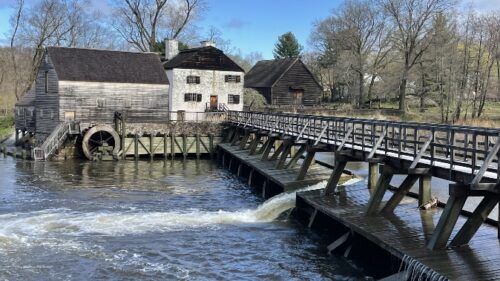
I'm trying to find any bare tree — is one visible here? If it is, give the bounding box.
[335,0,388,107]
[381,0,454,113]
[114,0,205,52]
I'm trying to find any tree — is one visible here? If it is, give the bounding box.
[113,0,205,52]
[330,0,388,107]
[273,32,303,59]
[381,0,454,113]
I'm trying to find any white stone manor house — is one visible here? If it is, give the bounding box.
[163,40,245,120]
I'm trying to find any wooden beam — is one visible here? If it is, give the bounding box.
[248,134,262,155]
[285,144,307,169]
[327,232,350,254]
[450,196,498,247]
[308,209,318,228]
[324,160,348,196]
[276,140,292,169]
[409,134,432,170]
[419,175,432,206]
[381,174,419,214]
[368,162,379,190]
[296,149,317,181]
[337,126,353,152]
[427,193,467,250]
[367,127,386,160]
[365,172,394,215]
[471,136,500,187]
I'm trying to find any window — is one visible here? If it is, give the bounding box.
[50,110,54,120]
[124,99,132,108]
[228,94,240,104]
[97,98,106,108]
[64,111,75,121]
[184,93,202,102]
[39,109,44,118]
[44,71,49,93]
[225,75,241,83]
[186,76,200,84]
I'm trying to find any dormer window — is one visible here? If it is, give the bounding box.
[187,76,200,84]
[225,75,241,83]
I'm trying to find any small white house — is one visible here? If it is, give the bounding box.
[164,40,245,120]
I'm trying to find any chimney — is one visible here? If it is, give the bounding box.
[200,40,216,47]
[165,39,179,60]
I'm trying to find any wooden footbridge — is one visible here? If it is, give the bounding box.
[219,111,500,280]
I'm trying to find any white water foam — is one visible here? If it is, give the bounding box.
[0,178,362,245]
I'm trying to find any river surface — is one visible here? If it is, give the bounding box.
[0,156,370,281]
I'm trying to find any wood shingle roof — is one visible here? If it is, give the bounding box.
[163,46,244,72]
[47,47,169,84]
[244,58,298,88]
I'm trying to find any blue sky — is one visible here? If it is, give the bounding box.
[0,0,499,58]
[198,0,341,58]
[0,0,339,58]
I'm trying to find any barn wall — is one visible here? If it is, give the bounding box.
[35,53,60,137]
[14,106,36,132]
[58,81,169,130]
[168,69,244,120]
[272,61,322,106]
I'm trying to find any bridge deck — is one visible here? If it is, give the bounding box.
[297,187,500,281]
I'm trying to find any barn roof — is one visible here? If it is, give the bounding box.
[244,58,298,88]
[46,47,169,84]
[163,46,244,72]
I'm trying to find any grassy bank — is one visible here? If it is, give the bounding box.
[305,102,500,127]
[0,115,14,141]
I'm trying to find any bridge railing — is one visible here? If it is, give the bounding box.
[227,111,500,183]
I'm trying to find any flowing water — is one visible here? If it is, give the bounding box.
[0,156,370,280]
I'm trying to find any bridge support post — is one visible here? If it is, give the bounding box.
[450,196,499,247]
[239,129,251,149]
[248,131,264,155]
[297,147,318,180]
[381,174,419,214]
[261,135,278,160]
[230,128,241,146]
[419,175,432,206]
[276,139,293,169]
[365,165,394,215]
[427,185,468,250]
[368,162,379,190]
[324,153,348,196]
[285,143,307,169]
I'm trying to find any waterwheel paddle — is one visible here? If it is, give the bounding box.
[82,125,121,160]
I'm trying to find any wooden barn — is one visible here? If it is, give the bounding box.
[244,58,322,106]
[13,47,170,160]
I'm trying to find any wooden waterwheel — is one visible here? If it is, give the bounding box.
[82,125,121,160]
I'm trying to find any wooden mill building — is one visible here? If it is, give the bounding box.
[244,58,322,106]
[14,47,169,144]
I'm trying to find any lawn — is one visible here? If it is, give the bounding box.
[0,115,14,141]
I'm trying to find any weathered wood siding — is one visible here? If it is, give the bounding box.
[14,106,36,132]
[35,53,60,137]
[272,61,322,106]
[58,81,169,130]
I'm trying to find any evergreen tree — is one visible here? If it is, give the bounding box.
[273,32,303,59]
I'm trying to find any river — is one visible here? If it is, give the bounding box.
[0,156,370,280]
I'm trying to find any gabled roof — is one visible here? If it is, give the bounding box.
[244,58,298,88]
[46,47,169,84]
[163,46,244,72]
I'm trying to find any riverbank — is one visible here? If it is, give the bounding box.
[0,115,14,141]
